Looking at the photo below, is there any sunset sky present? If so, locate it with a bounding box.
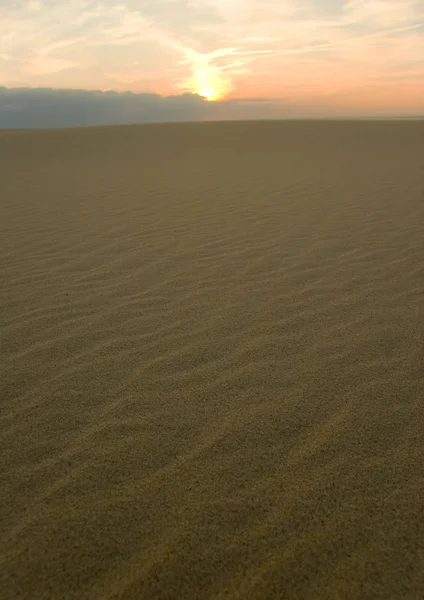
[1,0,423,125]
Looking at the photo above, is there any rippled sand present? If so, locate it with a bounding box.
[1,121,423,599]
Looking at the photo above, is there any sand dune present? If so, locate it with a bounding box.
[0,120,423,599]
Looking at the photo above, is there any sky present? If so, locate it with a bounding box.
[1,0,423,126]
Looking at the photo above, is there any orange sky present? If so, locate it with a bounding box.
[1,0,423,116]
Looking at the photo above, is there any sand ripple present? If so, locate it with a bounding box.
[1,121,423,599]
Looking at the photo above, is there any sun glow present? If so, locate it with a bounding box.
[195,67,226,101]
[197,84,220,101]
[180,53,233,101]
[195,67,221,101]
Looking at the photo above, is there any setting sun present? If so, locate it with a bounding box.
[180,52,233,101]
[197,85,219,101]
[195,67,225,101]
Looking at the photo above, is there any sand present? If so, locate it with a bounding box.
[0,120,423,599]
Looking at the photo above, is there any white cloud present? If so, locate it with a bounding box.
[23,56,80,76]
[344,0,422,27]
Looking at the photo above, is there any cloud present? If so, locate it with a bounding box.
[343,0,421,28]
[0,87,199,128]
[1,85,423,131]
[0,86,349,130]
[23,57,81,76]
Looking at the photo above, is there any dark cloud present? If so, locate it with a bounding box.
[0,86,337,129]
[0,87,209,128]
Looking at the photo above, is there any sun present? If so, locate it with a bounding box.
[180,52,233,101]
[194,66,228,101]
[197,85,220,102]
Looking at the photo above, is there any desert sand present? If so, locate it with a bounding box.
[0,120,423,599]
